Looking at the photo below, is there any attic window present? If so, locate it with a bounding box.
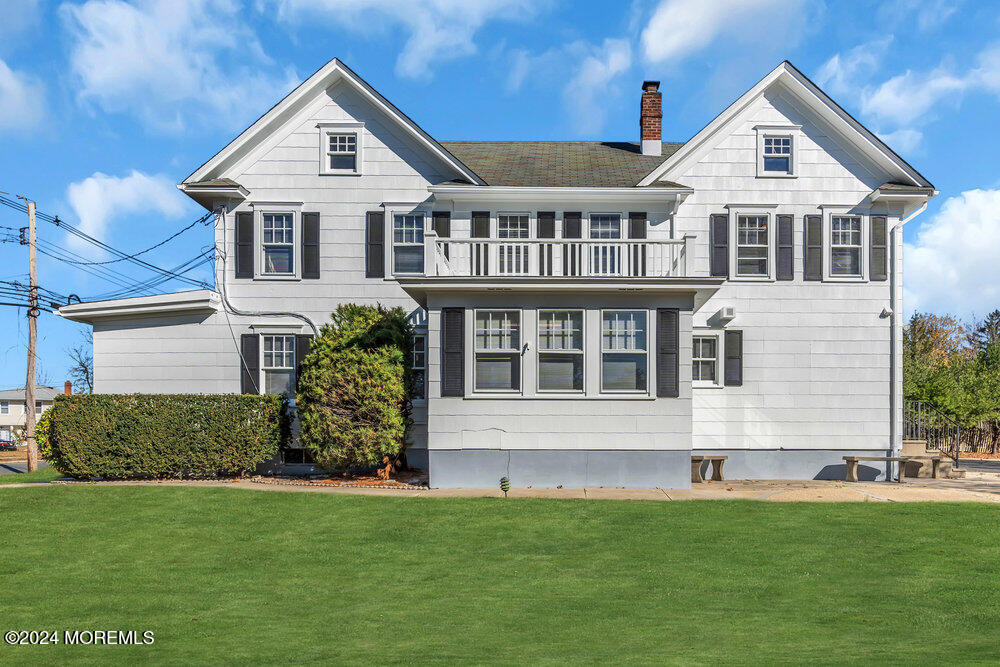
[755,125,799,178]
[763,136,791,172]
[318,122,363,175]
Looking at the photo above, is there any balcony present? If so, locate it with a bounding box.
[422,231,695,279]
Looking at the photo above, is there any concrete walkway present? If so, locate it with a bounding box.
[5,477,1000,502]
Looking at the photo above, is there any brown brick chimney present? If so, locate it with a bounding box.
[64,381,72,395]
[640,80,662,156]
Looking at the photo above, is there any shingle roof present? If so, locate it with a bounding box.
[0,386,63,401]
[439,141,686,188]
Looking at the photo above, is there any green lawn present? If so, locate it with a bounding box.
[2,487,1000,664]
[0,466,63,485]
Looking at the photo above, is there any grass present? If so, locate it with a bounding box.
[0,466,62,485]
[2,487,1000,664]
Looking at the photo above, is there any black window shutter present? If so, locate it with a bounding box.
[562,212,582,238]
[724,330,743,387]
[804,215,823,281]
[441,308,465,397]
[295,334,313,389]
[628,212,647,239]
[537,212,556,239]
[365,211,384,278]
[870,215,888,281]
[235,212,254,279]
[776,214,793,280]
[240,334,260,395]
[432,211,451,238]
[302,212,320,279]
[471,211,490,238]
[656,308,679,398]
[710,214,728,277]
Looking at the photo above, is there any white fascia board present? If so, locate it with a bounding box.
[429,185,692,205]
[57,290,219,323]
[639,61,933,189]
[184,59,483,186]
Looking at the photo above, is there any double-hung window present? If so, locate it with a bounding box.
[601,310,647,392]
[831,216,862,276]
[262,335,296,397]
[590,214,622,239]
[537,310,584,392]
[327,133,357,171]
[262,213,294,276]
[693,335,719,385]
[35,401,42,415]
[411,335,426,400]
[474,310,520,391]
[762,136,792,173]
[393,214,425,274]
[498,214,529,239]
[0,400,7,415]
[736,215,769,276]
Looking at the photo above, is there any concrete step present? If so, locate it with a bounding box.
[903,456,965,479]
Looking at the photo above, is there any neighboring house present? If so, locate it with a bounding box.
[0,382,72,444]
[58,59,936,488]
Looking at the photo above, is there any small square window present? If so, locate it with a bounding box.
[498,214,529,239]
[590,214,622,239]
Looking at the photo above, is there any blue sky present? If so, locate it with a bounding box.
[1,0,999,389]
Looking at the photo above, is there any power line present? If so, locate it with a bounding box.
[50,210,214,266]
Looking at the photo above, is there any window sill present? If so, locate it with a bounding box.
[253,275,302,281]
[730,275,774,282]
[462,394,655,401]
[756,173,797,179]
[693,382,723,389]
[318,171,362,177]
[824,276,867,283]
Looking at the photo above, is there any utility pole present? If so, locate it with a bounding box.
[17,195,38,472]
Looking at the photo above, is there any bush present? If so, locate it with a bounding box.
[34,409,52,460]
[48,394,287,479]
[297,304,413,471]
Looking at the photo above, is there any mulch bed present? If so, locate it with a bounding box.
[249,471,429,490]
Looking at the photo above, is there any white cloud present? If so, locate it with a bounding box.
[65,171,187,249]
[60,0,298,133]
[878,0,961,32]
[876,128,923,154]
[640,0,804,65]
[0,59,44,132]
[269,0,543,80]
[815,38,892,99]
[860,66,968,127]
[905,189,1000,317]
[506,38,633,135]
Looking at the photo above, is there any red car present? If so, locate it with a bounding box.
[0,441,17,452]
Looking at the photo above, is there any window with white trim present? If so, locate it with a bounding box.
[831,216,863,276]
[262,213,295,276]
[498,214,529,239]
[393,214,425,274]
[762,136,792,174]
[35,401,42,415]
[601,310,647,392]
[693,335,719,385]
[411,334,426,400]
[262,335,296,397]
[0,400,7,415]
[326,133,357,172]
[537,310,583,392]
[590,214,622,239]
[474,310,520,391]
[736,215,769,276]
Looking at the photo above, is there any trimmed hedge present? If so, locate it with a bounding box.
[48,394,287,479]
[297,304,413,470]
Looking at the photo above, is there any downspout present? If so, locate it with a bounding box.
[888,200,928,475]
[214,206,318,336]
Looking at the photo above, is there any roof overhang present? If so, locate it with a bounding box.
[183,58,484,188]
[178,181,249,210]
[57,289,219,324]
[396,277,723,308]
[429,185,694,206]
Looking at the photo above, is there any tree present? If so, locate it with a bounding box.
[66,330,94,394]
[296,304,414,476]
[904,312,967,365]
[967,310,1000,353]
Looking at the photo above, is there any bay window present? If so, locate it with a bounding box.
[474,310,521,391]
[537,310,583,392]
[601,310,647,392]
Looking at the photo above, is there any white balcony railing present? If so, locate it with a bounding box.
[422,231,694,278]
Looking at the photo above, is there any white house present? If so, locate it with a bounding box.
[0,382,71,444]
[58,59,935,488]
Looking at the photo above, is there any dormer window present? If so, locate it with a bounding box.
[755,125,799,177]
[318,122,363,175]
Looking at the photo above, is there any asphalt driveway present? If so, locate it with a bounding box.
[0,461,49,475]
